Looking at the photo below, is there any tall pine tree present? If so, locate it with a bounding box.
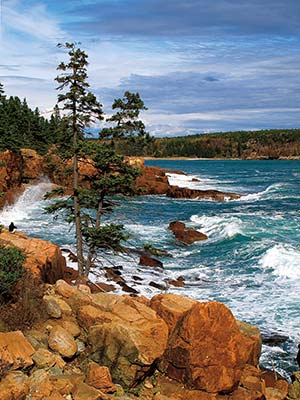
[46,43,138,278]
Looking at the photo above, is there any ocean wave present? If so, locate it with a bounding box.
[259,244,300,278]
[239,183,288,202]
[190,214,243,240]
[166,172,219,190]
[0,176,53,226]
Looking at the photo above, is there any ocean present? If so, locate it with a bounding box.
[1,159,300,378]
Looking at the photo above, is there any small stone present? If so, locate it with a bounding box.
[0,371,29,400]
[43,295,62,318]
[29,369,53,400]
[55,280,77,298]
[48,326,78,358]
[86,362,117,393]
[72,382,104,400]
[77,284,91,295]
[32,348,57,368]
[75,339,86,354]
[61,319,81,338]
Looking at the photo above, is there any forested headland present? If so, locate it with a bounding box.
[113,129,300,159]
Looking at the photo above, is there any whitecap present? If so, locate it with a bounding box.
[239,183,288,202]
[190,214,243,240]
[0,176,53,226]
[259,244,300,278]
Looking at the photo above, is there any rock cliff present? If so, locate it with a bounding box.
[0,228,65,283]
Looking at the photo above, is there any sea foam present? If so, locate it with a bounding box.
[259,244,300,278]
[190,214,243,240]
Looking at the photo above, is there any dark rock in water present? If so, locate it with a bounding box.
[149,281,167,290]
[262,333,289,346]
[118,281,139,294]
[132,275,143,282]
[168,279,185,287]
[143,245,172,257]
[89,281,116,293]
[192,178,200,182]
[104,267,125,283]
[169,221,208,245]
[139,253,164,268]
[166,185,240,201]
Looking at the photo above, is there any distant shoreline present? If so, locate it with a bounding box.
[143,156,300,161]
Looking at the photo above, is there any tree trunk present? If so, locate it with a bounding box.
[72,105,84,277]
[85,194,104,276]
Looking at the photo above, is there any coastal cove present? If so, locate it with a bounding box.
[1,158,300,379]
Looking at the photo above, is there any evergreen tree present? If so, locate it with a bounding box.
[101,91,153,155]
[52,42,104,276]
[46,43,138,278]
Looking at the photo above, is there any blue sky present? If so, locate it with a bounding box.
[0,0,300,136]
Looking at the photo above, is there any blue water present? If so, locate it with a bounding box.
[1,160,300,378]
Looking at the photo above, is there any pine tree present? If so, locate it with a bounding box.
[100,91,153,155]
[51,42,104,276]
[46,43,139,278]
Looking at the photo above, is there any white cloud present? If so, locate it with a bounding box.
[1,0,65,42]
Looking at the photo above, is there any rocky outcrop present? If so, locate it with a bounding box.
[167,185,241,201]
[0,151,23,207]
[20,148,44,182]
[134,165,170,195]
[0,280,288,399]
[161,301,260,393]
[0,228,65,283]
[169,221,208,244]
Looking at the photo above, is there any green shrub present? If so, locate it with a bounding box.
[0,245,26,298]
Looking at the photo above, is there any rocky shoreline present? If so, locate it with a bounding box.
[0,226,299,399]
[1,150,299,398]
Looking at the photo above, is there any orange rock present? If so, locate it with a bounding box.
[134,165,170,195]
[169,221,208,244]
[229,386,265,399]
[48,325,78,358]
[162,301,259,393]
[28,369,53,400]
[0,371,29,400]
[150,293,197,334]
[86,361,117,393]
[20,148,44,181]
[88,296,169,387]
[77,305,116,328]
[0,150,23,208]
[0,331,35,369]
[237,321,262,366]
[0,229,65,283]
[72,382,105,400]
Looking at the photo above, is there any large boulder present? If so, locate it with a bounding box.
[167,185,240,201]
[0,331,35,369]
[162,301,259,393]
[0,229,65,283]
[87,296,169,387]
[169,221,208,244]
[150,293,197,334]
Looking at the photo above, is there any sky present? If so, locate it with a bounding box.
[0,0,300,136]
